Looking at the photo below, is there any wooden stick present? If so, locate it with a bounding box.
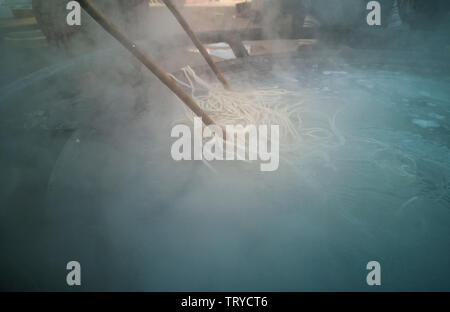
[162,0,231,90]
[78,0,216,126]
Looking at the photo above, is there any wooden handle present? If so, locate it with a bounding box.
[162,0,231,90]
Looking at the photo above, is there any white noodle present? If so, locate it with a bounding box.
[169,66,302,145]
[169,66,345,168]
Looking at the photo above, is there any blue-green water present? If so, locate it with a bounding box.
[1,44,449,291]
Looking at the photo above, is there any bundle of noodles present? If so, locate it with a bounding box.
[170,66,303,148]
[168,66,347,171]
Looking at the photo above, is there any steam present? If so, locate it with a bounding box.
[1,0,450,291]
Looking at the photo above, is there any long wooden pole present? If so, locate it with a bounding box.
[78,0,216,126]
[162,0,231,90]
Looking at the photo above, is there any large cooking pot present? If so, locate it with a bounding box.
[2,40,449,290]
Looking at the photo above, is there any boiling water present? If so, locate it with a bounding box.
[1,49,449,291]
